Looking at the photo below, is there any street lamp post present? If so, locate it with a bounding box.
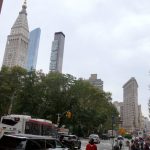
[57,113,61,125]
[112,115,115,150]
[112,115,114,137]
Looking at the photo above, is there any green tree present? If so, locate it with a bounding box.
[0,66,27,116]
[14,69,45,116]
[0,67,118,136]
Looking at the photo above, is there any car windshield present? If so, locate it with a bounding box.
[90,134,99,138]
[0,136,26,149]
[63,135,76,140]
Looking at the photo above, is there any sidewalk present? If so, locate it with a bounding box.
[122,144,129,150]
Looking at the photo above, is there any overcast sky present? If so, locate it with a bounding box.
[1,0,150,117]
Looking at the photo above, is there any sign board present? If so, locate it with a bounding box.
[138,131,143,137]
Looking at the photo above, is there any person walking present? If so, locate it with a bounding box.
[86,138,97,150]
[119,139,123,150]
[130,140,136,150]
[113,139,119,150]
[126,140,131,150]
[144,142,150,150]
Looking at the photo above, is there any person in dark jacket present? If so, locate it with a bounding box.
[119,139,123,150]
[144,143,150,150]
[113,140,119,150]
[131,140,136,150]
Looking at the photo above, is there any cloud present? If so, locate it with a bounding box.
[1,0,150,117]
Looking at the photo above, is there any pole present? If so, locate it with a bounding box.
[57,113,61,125]
[112,115,114,150]
[112,115,114,137]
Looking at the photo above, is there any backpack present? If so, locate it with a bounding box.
[119,140,123,146]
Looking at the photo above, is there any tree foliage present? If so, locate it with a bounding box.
[0,66,118,136]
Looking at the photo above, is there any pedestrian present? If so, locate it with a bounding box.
[119,139,123,150]
[113,139,119,150]
[86,138,97,150]
[59,135,64,143]
[141,142,144,150]
[126,140,131,150]
[135,141,140,150]
[144,142,150,150]
[130,140,136,150]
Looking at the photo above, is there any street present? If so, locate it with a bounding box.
[80,139,128,150]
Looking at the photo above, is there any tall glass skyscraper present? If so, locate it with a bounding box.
[50,32,65,73]
[27,28,41,71]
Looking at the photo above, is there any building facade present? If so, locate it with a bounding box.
[49,32,65,73]
[27,28,41,71]
[123,77,139,132]
[143,117,150,134]
[0,0,3,14]
[89,74,103,90]
[113,101,124,120]
[138,105,144,130]
[2,0,29,69]
[113,101,124,128]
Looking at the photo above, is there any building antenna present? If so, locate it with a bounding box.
[24,0,27,6]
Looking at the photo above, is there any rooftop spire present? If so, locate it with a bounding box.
[20,0,27,15]
[24,0,27,7]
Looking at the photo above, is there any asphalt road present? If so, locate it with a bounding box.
[81,139,128,150]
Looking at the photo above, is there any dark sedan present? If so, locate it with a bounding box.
[60,135,81,149]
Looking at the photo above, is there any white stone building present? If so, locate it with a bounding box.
[2,0,29,69]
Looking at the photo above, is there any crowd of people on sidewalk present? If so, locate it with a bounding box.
[128,138,149,150]
[113,137,150,150]
[85,135,150,150]
[113,139,123,150]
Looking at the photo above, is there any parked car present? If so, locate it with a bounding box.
[89,134,100,144]
[61,134,81,149]
[0,134,68,150]
[101,134,110,140]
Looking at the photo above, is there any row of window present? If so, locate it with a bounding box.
[25,122,56,136]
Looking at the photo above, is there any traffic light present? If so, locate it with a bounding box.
[66,111,72,119]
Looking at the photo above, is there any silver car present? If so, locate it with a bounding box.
[89,134,100,144]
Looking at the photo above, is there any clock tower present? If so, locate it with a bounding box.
[2,0,29,69]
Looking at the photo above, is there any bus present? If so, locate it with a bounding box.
[0,114,57,137]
